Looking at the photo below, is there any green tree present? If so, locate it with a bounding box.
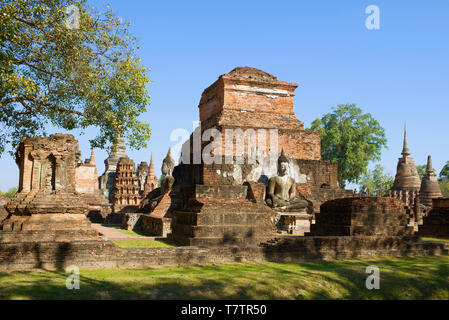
[158,174,166,187]
[417,164,437,179]
[310,104,387,188]
[358,164,394,196]
[416,165,426,179]
[0,187,18,198]
[439,181,449,198]
[440,161,449,181]
[0,0,151,156]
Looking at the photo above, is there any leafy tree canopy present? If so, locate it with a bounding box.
[440,161,449,181]
[439,180,449,198]
[417,164,437,179]
[416,165,426,179]
[0,186,18,198]
[358,164,394,196]
[310,104,387,188]
[0,0,151,156]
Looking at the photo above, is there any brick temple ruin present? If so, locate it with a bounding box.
[1,67,448,272]
[160,67,354,245]
[1,134,100,242]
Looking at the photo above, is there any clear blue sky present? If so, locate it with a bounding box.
[1,0,448,191]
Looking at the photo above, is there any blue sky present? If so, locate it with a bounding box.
[1,0,448,191]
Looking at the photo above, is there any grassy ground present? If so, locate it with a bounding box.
[113,240,174,248]
[421,237,449,243]
[1,255,448,300]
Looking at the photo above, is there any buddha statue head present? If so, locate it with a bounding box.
[277,149,289,177]
[162,148,175,176]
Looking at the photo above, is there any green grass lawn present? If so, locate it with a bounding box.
[421,237,449,243]
[113,240,174,248]
[1,255,449,300]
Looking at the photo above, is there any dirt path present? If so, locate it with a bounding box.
[91,224,157,241]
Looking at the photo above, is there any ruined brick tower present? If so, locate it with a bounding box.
[1,134,99,241]
[112,157,140,213]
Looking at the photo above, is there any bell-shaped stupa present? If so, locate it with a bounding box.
[419,155,443,207]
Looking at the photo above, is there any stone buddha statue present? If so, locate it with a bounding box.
[265,150,309,212]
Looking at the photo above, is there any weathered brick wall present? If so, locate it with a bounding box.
[244,182,266,204]
[309,197,412,236]
[418,198,449,238]
[295,160,338,188]
[75,164,98,194]
[141,215,171,237]
[1,236,448,272]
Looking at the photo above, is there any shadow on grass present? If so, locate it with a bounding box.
[0,256,448,300]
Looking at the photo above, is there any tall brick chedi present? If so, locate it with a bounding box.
[385,127,421,208]
[1,134,98,241]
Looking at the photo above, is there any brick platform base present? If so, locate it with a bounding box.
[418,198,449,239]
[309,197,413,236]
[1,236,448,272]
[169,185,276,246]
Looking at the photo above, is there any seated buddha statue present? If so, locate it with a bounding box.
[265,150,310,212]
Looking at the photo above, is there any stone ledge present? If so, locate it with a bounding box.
[2,236,448,272]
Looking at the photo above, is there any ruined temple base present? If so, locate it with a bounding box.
[308,197,413,237]
[1,236,448,272]
[418,199,449,239]
[142,215,172,237]
[83,193,112,224]
[0,214,100,242]
[168,185,276,246]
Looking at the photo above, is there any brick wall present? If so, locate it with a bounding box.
[75,164,98,194]
[1,236,448,271]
